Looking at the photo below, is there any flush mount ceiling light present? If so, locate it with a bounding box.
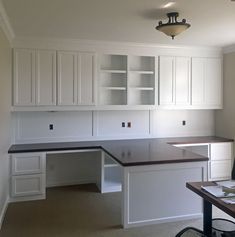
[156,12,190,39]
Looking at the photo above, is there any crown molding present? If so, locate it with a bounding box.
[0,0,14,44]
[223,44,235,54]
[12,37,223,57]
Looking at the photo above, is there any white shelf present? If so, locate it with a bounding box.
[129,70,154,75]
[130,87,154,91]
[102,87,126,91]
[100,69,127,74]
[104,164,119,168]
[102,180,122,193]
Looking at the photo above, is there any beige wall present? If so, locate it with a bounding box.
[216,52,235,141]
[0,27,11,226]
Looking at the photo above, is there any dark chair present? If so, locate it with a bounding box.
[175,227,207,237]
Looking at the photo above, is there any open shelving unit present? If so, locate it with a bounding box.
[99,54,156,106]
[99,54,127,105]
[128,56,155,105]
[101,152,122,193]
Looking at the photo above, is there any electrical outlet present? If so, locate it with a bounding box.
[127,122,131,128]
[182,120,186,126]
[122,122,125,127]
[49,124,54,130]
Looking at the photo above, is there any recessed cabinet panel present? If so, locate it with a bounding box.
[79,53,95,105]
[11,153,45,175]
[210,143,232,161]
[13,49,36,106]
[205,58,222,106]
[159,56,174,105]
[11,174,45,197]
[36,50,56,105]
[209,160,231,180]
[192,58,205,105]
[57,51,77,105]
[175,57,191,105]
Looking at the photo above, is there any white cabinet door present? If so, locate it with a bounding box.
[58,51,95,106]
[57,51,78,105]
[11,174,45,197]
[79,52,95,105]
[11,153,46,175]
[13,49,36,106]
[159,56,191,106]
[192,58,205,105]
[209,160,232,181]
[36,50,56,105]
[14,49,57,106]
[175,57,191,105]
[192,57,222,108]
[210,143,232,161]
[204,58,222,106]
[159,56,174,105]
[209,143,233,181]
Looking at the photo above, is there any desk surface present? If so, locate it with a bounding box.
[187,181,235,218]
[8,136,233,167]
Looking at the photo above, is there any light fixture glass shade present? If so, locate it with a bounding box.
[157,23,190,38]
[156,12,191,39]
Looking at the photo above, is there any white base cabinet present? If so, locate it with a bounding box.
[10,152,46,201]
[174,142,233,181]
[209,143,233,181]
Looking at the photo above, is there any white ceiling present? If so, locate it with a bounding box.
[2,0,235,47]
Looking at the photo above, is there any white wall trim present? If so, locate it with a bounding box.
[0,196,9,230]
[223,44,235,54]
[0,0,14,44]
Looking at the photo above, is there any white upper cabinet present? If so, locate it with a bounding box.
[79,52,95,105]
[13,49,56,106]
[57,51,95,106]
[159,56,191,106]
[36,50,56,106]
[13,46,222,110]
[192,57,222,108]
[57,51,78,105]
[159,56,174,105]
[13,49,36,106]
[175,57,191,105]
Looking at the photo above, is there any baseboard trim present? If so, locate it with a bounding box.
[125,213,203,228]
[0,196,9,230]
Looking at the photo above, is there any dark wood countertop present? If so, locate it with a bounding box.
[8,136,233,167]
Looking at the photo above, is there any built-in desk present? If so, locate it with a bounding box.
[8,136,234,228]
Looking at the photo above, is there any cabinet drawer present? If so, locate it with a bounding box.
[209,160,232,181]
[210,143,232,161]
[11,153,45,175]
[11,174,46,197]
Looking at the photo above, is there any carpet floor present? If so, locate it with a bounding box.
[0,184,232,237]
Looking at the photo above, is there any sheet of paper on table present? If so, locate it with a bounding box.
[221,197,235,204]
[216,180,235,189]
[201,185,235,198]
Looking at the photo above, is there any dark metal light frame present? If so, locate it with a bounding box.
[156,12,191,39]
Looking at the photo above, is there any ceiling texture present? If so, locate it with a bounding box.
[2,0,235,47]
